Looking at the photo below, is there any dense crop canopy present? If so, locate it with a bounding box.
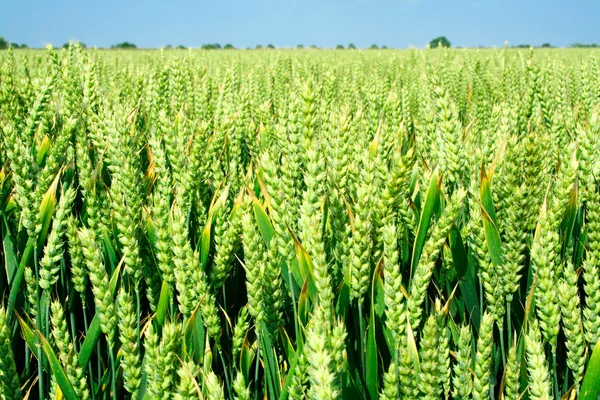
[1,44,600,399]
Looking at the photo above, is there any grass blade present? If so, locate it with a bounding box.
[580,339,600,400]
[410,169,441,277]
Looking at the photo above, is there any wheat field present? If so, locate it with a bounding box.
[1,44,600,399]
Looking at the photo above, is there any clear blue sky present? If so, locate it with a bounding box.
[2,0,598,49]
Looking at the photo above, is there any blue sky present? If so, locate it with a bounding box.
[2,0,598,49]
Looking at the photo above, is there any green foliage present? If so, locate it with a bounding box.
[429,36,451,48]
[111,41,137,49]
[202,43,222,49]
[0,46,599,400]
[570,43,599,48]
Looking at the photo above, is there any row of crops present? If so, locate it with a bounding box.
[1,45,600,399]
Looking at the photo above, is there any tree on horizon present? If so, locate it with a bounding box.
[429,36,451,48]
[112,41,137,49]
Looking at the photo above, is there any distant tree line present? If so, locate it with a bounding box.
[369,44,388,49]
[335,43,357,50]
[201,43,234,49]
[111,42,137,49]
[570,43,599,48]
[0,38,396,51]
[5,35,598,51]
[254,44,275,49]
[509,43,554,48]
[511,43,600,49]
[102,41,600,50]
[0,36,29,49]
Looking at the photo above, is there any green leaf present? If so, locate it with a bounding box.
[145,211,157,249]
[335,282,351,320]
[39,330,80,400]
[298,278,310,329]
[16,312,36,352]
[479,164,498,222]
[279,325,296,361]
[155,280,170,328]
[37,135,52,166]
[381,324,395,359]
[184,304,207,365]
[373,260,386,319]
[280,258,299,303]
[240,337,256,384]
[17,314,79,400]
[559,181,578,252]
[411,169,440,277]
[253,198,274,247]
[449,225,468,278]
[37,171,60,248]
[199,218,212,270]
[480,211,502,263]
[291,232,317,303]
[136,366,148,400]
[574,227,587,269]
[3,218,17,283]
[78,316,101,369]
[102,230,118,274]
[200,186,229,270]
[7,237,35,322]
[279,334,304,400]
[480,168,503,269]
[287,257,305,295]
[78,258,122,368]
[581,339,600,400]
[450,226,481,332]
[259,324,281,399]
[406,315,421,373]
[366,265,380,400]
[517,330,528,397]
